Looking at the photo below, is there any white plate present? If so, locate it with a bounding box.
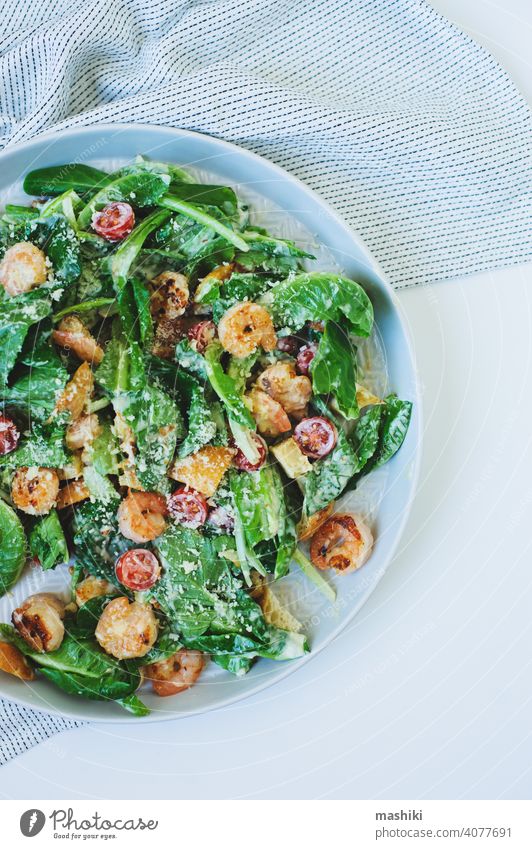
[0,124,421,722]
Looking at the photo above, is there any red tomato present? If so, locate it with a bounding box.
[296,342,318,376]
[92,202,135,241]
[232,433,267,471]
[0,414,20,455]
[276,335,300,356]
[115,549,161,591]
[293,416,337,459]
[187,320,216,354]
[207,504,235,533]
[167,487,208,529]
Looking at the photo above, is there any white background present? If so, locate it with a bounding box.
[2,0,532,800]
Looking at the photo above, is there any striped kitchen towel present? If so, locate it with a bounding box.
[0,0,531,289]
[0,699,80,767]
[1,0,532,765]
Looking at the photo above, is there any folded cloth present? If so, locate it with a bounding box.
[1,0,531,288]
[0,699,81,767]
[1,0,532,764]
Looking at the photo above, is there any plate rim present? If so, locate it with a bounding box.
[0,123,423,723]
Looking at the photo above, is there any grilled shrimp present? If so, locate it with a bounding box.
[52,316,104,365]
[95,596,158,660]
[218,302,277,358]
[310,514,373,574]
[255,361,311,419]
[0,242,47,296]
[56,479,90,509]
[246,388,291,438]
[12,593,65,653]
[144,649,204,696]
[11,467,59,516]
[54,362,94,420]
[65,413,102,450]
[117,491,167,543]
[150,271,190,359]
[75,576,116,608]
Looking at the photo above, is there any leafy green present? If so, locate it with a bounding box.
[83,465,119,504]
[30,215,81,284]
[236,231,314,273]
[137,626,182,666]
[2,204,39,225]
[158,193,249,252]
[345,395,413,490]
[71,498,130,591]
[310,321,359,419]
[110,209,171,290]
[53,297,115,322]
[77,172,171,230]
[28,510,68,571]
[151,524,307,663]
[303,426,359,516]
[177,381,217,458]
[161,183,238,217]
[125,385,183,490]
[373,395,413,468]
[39,189,81,226]
[117,277,152,345]
[0,625,144,710]
[0,292,52,384]
[95,321,144,395]
[204,342,255,429]
[115,693,150,716]
[71,595,116,638]
[292,549,336,603]
[196,272,269,307]
[0,499,26,596]
[267,272,374,337]
[349,404,383,472]
[23,163,113,197]
[229,467,280,548]
[119,155,193,186]
[145,356,217,459]
[87,421,120,476]
[0,416,69,469]
[2,341,68,421]
[211,653,254,676]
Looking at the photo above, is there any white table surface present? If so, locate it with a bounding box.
[2,0,532,801]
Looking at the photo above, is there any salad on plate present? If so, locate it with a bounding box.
[0,156,412,715]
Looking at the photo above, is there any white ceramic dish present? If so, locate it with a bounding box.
[0,124,421,722]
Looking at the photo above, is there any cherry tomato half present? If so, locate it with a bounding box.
[187,320,216,354]
[92,202,135,242]
[0,414,20,456]
[232,433,267,471]
[115,548,161,591]
[207,504,235,533]
[293,416,337,459]
[276,335,300,356]
[167,486,208,529]
[296,342,318,376]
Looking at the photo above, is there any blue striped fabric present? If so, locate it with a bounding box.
[0,0,531,288]
[0,0,531,766]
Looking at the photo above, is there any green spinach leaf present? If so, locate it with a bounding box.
[310,321,359,419]
[0,499,26,596]
[267,272,373,337]
[28,510,68,571]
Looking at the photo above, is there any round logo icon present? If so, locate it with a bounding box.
[20,809,46,837]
